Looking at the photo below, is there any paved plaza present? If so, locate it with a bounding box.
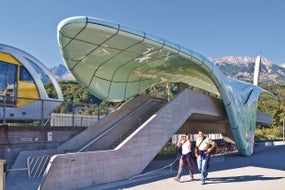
[89,142,285,190]
[6,142,285,190]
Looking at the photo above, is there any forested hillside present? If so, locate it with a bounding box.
[46,80,284,139]
[49,81,283,122]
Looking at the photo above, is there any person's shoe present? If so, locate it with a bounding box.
[174,178,180,183]
[201,180,206,185]
[189,174,194,181]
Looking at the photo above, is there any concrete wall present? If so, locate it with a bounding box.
[39,89,227,190]
[0,126,84,169]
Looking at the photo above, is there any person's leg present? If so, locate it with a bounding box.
[175,156,183,181]
[197,155,202,172]
[188,169,194,180]
[188,153,198,174]
[196,155,203,181]
[200,154,210,184]
[184,155,194,180]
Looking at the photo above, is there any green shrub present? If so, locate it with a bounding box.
[255,127,283,140]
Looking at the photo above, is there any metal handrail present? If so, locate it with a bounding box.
[78,99,154,152]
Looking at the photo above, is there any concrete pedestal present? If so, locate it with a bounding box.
[0,160,6,190]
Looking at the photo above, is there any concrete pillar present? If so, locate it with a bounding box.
[0,160,6,190]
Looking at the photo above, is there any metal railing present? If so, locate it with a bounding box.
[6,155,51,179]
[78,99,154,152]
[27,155,51,178]
[0,95,116,127]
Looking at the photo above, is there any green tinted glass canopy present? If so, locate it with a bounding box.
[57,16,273,156]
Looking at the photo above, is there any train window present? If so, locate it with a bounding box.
[24,58,58,99]
[0,61,17,105]
[20,66,35,82]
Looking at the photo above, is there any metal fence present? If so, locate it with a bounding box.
[0,96,116,127]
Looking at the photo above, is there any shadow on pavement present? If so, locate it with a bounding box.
[207,175,284,184]
[90,144,285,190]
[211,145,285,172]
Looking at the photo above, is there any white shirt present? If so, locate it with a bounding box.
[181,140,191,155]
[196,137,215,151]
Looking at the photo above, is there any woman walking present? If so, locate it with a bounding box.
[174,133,197,182]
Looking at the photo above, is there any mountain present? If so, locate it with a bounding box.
[209,56,285,84]
[49,64,74,81]
[49,57,285,84]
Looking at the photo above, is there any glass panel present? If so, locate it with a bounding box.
[145,33,164,45]
[25,58,58,99]
[127,66,157,82]
[71,63,96,88]
[59,23,87,43]
[95,51,140,81]
[76,23,119,45]
[120,25,145,38]
[125,81,140,98]
[112,60,142,82]
[61,40,97,62]
[88,76,111,100]
[82,46,122,68]
[20,66,34,82]
[64,44,122,71]
[126,38,163,55]
[58,34,73,49]
[104,30,144,50]
[108,82,127,101]
[63,59,77,71]
[0,61,17,105]
[88,17,119,30]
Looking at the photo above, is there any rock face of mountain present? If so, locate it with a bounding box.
[209,56,285,84]
[49,57,285,84]
[49,64,74,81]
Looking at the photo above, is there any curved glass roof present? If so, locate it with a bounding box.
[58,16,221,102]
[57,16,273,156]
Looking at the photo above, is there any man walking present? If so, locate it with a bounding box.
[195,130,217,184]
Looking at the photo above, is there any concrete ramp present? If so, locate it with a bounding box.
[39,89,226,190]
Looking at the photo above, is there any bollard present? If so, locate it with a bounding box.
[265,141,274,146]
[0,160,6,190]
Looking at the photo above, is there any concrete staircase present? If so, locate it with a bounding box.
[38,89,226,190]
[7,95,165,178]
[78,98,165,152]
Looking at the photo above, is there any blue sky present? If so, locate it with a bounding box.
[1,0,284,67]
